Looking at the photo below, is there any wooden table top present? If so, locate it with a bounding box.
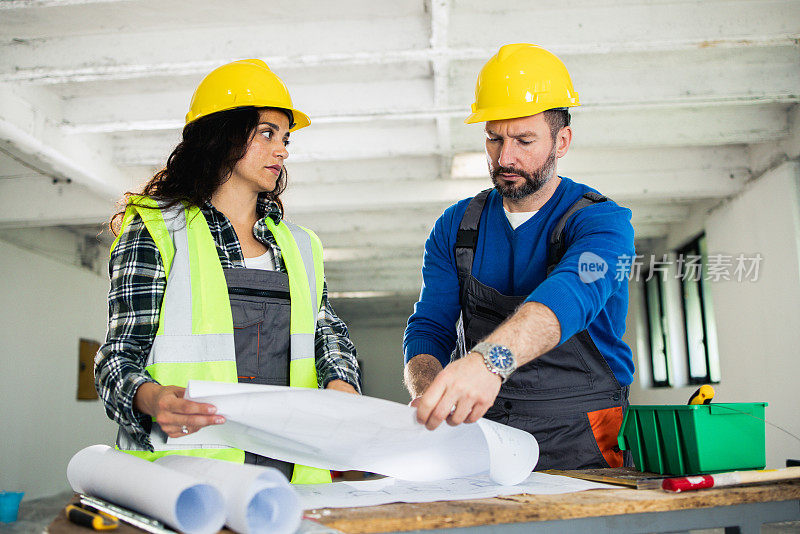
[306,479,800,534]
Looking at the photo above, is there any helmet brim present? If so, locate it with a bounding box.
[464,100,579,124]
[186,104,311,132]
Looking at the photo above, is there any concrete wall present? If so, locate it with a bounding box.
[332,295,417,404]
[0,239,117,500]
[348,321,411,404]
[628,160,800,469]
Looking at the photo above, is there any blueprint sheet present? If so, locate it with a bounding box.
[297,472,620,509]
[172,381,540,485]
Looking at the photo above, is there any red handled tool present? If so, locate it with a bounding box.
[662,466,800,492]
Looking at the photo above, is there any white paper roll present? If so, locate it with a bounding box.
[67,445,226,534]
[156,455,302,534]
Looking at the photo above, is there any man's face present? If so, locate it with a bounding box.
[485,113,563,200]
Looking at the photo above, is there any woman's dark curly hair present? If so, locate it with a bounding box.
[110,106,289,235]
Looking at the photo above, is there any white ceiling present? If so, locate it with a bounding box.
[1,0,798,296]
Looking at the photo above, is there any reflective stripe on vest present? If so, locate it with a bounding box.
[112,197,331,483]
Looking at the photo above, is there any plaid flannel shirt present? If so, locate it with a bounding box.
[95,196,361,449]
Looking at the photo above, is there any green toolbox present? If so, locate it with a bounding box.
[618,403,768,475]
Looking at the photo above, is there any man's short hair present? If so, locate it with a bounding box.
[542,108,571,140]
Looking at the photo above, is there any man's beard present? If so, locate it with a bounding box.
[490,145,557,200]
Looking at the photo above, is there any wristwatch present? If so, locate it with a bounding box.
[471,342,517,382]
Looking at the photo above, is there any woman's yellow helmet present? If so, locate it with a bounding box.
[186,59,310,131]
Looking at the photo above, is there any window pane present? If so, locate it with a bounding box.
[683,276,708,380]
[646,275,669,385]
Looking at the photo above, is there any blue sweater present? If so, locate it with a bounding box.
[403,177,636,386]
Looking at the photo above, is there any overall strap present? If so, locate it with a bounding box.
[264,218,323,387]
[454,189,493,289]
[264,218,333,485]
[547,191,608,275]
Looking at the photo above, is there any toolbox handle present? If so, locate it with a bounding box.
[709,404,753,415]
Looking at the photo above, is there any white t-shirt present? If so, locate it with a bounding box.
[504,208,539,230]
[243,249,276,270]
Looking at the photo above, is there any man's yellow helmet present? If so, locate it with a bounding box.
[186,59,310,131]
[465,44,580,124]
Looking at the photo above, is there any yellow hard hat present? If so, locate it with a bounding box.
[185,59,310,131]
[465,44,580,124]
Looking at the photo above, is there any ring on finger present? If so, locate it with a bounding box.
[181,425,189,434]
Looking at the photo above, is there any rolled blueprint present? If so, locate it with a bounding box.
[175,381,540,486]
[156,455,301,534]
[67,445,225,534]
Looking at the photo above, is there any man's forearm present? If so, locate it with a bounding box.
[481,301,561,366]
[403,354,443,398]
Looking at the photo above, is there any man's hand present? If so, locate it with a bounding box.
[411,303,560,431]
[134,383,224,438]
[325,379,359,394]
[414,352,501,430]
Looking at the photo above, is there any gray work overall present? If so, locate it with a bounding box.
[224,267,296,480]
[453,189,630,470]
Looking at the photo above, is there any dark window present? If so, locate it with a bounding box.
[677,235,720,384]
[643,268,670,387]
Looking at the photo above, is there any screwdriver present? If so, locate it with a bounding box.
[688,384,715,405]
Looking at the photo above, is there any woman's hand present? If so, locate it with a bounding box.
[325,379,359,395]
[134,383,225,437]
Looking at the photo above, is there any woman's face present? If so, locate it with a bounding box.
[229,108,291,193]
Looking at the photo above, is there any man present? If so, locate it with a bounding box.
[403,44,635,470]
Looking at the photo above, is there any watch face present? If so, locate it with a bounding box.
[488,345,515,371]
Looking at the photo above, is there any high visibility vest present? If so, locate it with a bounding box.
[111,197,331,484]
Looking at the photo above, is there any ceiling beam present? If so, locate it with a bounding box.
[0,84,132,198]
[447,0,800,51]
[0,18,431,84]
[0,0,126,8]
[0,176,113,228]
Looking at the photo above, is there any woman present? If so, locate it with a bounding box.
[95,59,361,484]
